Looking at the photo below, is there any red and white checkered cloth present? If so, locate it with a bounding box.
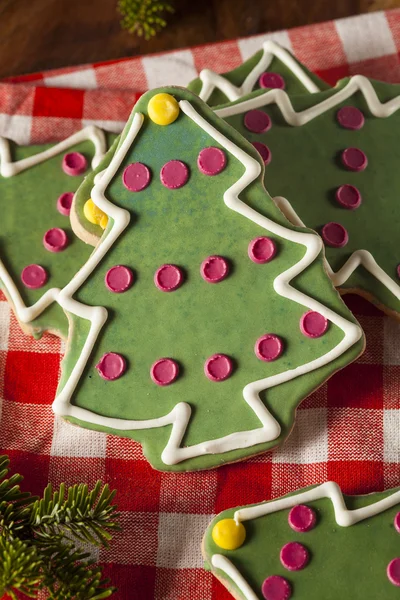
[1,9,400,600]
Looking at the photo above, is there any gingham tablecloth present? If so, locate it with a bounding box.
[1,9,400,600]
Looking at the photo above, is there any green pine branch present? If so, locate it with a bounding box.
[0,537,42,599]
[118,0,175,40]
[30,481,119,547]
[0,455,120,599]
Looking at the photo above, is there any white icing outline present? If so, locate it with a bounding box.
[0,126,107,324]
[215,75,400,303]
[197,40,321,104]
[52,99,361,466]
[210,481,400,600]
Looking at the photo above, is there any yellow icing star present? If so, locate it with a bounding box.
[84,199,108,230]
[211,518,246,550]
[147,93,179,126]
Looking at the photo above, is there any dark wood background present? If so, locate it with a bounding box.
[0,0,399,78]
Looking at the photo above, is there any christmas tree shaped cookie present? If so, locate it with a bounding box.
[57,87,363,472]
[0,127,109,338]
[204,481,400,599]
[188,41,329,108]
[216,76,400,318]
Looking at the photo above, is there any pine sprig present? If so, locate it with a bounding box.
[0,455,37,536]
[118,0,174,40]
[0,537,42,599]
[30,481,119,547]
[41,543,114,600]
[0,455,120,599]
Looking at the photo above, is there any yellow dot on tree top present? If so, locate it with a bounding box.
[83,199,109,230]
[212,518,246,550]
[147,93,180,126]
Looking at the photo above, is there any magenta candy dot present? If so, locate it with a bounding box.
[204,354,233,382]
[197,147,227,176]
[255,334,283,362]
[43,228,69,252]
[57,192,74,216]
[252,142,272,165]
[62,152,87,176]
[244,110,271,134]
[337,106,365,130]
[341,147,368,172]
[397,265,400,280]
[394,512,400,534]
[154,264,183,292]
[321,222,349,248]
[151,358,179,386]
[105,266,134,293]
[201,255,229,283]
[96,352,126,381]
[160,160,189,189]
[122,162,151,192]
[335,184,362,210]
[248,236,277,264]
[261,575,291,600]
[288,505,316,533]
[259,72,286,90]
[300,311,329,338]
[387,558,400,586]
[280,542,309,571]
[21,264,48,289]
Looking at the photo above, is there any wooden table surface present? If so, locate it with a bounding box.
[0,0,399,78]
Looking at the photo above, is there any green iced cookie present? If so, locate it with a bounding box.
[57,87,363,472]
[215,76,400,317]
[188,41,329,107]
[0,128,110,338]
[204,482,400,599]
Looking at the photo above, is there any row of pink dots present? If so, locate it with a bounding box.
[122,146,227,192]
[321,106,366,250]
[261,504,316,600]
[20,152,87,290]
[387,512,400,587]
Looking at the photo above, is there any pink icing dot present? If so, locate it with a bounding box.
[261,575,291,600]
[43,228,69,252]
[248,236,277,264]
[200,256,229,283]
[321,222,349,248]
[394,512,400,534]
[280,542,309,571]
[259,72,286,90]
[151,358,179,386]
[62,152,87,176]
[96,352,126,381]
[387,558,400,586]
[204,354,233,382]
[335,184,362,210]
[21,264,48,289]
[255,334,284,362]
[154,264,183,292]
[336,106,365,130]
[397,265,400,280]
[197,147,227,176]
[105,266,134,293]
[57,192,74,216]
[244,110,271,134]
[122,162,151,192]
[341,147,368,172]
[252,142,272,165]
[300,311,329,338]
[160,160,189,189]
[288,505,316,533]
